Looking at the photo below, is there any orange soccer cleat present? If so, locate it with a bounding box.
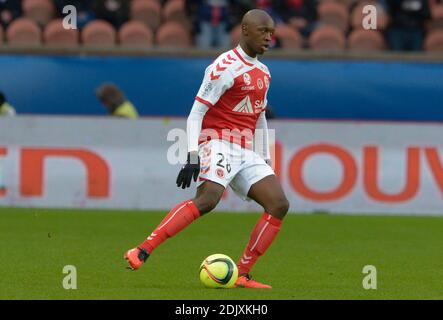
[124,247,149,270]
[234,274,272,289]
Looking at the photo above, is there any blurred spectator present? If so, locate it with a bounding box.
[0,0,22,28]
[228,0,255,24]
[186,0,232,49]
[253,0,318,27]
[96,82,139,119]
[255,0,284,24]
[0,91,16,116]
[93,0,129,29]
[281,0,318,38]
[252,0,318,45]
[54,0,96,29]
[386,0,431,51]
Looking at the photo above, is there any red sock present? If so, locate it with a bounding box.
[139,199,200,254]
[237,213,282,275]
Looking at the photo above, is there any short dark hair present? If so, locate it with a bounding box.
[95,82,126,112]
[96,83,125,102]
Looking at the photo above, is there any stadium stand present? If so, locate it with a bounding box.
[6,17,42,45]
[156,20,191,47]
[308,25,346,50]
[317,0,349,32]
[348,29,386,51]
[274,24,303,49]
[23,0,55,27]
[163,0,190,30]
[130,0,162,32]
[0,0,441,51]
[81,20,116,46]
[336,0,354,6]
[230,24,241,48]
[424,29,443,51]
[118,20,154,47]
[94,0,130,29]
[44,18,79,47]
[428,1,443,30]
[0,25,3,45]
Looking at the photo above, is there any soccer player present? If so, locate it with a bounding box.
[125,9,289,289]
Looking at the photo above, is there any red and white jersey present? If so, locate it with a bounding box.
[195,45,271,148]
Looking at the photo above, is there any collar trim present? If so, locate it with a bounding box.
[233,46,256,67]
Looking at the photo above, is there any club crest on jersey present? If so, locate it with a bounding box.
[257,78,263,89]
[216,168,225,179]
[243,73,251,85]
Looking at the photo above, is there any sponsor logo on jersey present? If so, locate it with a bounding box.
[254,99,265,113]
[257,78,264,89]
[243,73,251,85]
[232,96,254,114]
[241,85,256,91]
[264,76,269,88]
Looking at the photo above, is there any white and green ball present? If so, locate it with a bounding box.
[199,254,239,289]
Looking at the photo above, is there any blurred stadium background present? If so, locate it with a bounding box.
[1,0,443,299]
[1,0,443,51]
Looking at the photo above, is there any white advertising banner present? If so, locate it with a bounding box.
[0,116,442,215]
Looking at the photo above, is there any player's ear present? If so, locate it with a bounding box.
[241,24,248,36]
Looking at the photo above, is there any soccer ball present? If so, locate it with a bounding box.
[199,254,238,289]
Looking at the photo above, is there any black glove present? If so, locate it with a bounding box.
[176,152,200,189]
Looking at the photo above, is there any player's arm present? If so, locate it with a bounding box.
[176,101,209,189]
[176,57,234,189]
[255,110,271,165]
[187,101,209,156]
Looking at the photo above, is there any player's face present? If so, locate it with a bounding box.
[247,19,275,55]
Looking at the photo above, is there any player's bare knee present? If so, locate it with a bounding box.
[193,195,219,215]
[198,199,218,214]
[267,198,289,220]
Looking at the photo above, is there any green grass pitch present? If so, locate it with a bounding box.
[0,208,442,300]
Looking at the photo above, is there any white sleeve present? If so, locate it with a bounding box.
[255,111,270,160]
[187,100,209,153]
[195,59,234,107]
